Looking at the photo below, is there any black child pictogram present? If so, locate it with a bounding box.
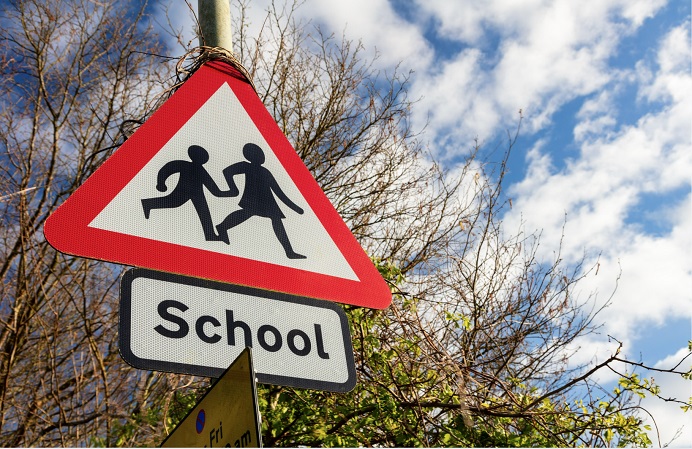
[141,145,236,241]
[216,143,306,259]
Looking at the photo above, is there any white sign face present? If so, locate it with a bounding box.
[119,269,356,392]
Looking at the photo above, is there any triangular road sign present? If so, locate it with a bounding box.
[44,61,391,309]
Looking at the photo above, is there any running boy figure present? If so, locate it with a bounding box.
[141,145,237,241]
[216,143,306,259]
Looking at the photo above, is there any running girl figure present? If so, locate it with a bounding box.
[216,143,306,259]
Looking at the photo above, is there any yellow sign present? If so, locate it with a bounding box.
[160,348,261,447]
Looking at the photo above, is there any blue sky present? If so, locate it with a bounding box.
[157,0,691,445]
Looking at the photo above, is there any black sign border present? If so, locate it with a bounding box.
[119,268,356,393]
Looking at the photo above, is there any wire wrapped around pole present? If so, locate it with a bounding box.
[174,46,257,94]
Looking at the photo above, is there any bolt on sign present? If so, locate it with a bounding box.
[160,347,261,448]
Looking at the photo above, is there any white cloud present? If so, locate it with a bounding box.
[656,24,690,73]
[574,115,618,142]
[295,0,431,71]
[408,0,665,138]
[509,21,689,217]
[577,197,691,337]
[407,50,501,154]
[621,0,668,27]
[640,24,692,104]
[574,89,620,142]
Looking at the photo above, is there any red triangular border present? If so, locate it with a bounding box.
[44,61,391,309]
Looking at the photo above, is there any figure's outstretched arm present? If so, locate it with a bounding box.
[156,161,181,192]
[270,176,303,215]
[203,170,237,197]
[220,163,245,197]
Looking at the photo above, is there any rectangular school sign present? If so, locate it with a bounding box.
[119,269,356,392]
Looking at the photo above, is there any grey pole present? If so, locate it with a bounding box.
[198,0,232,50]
